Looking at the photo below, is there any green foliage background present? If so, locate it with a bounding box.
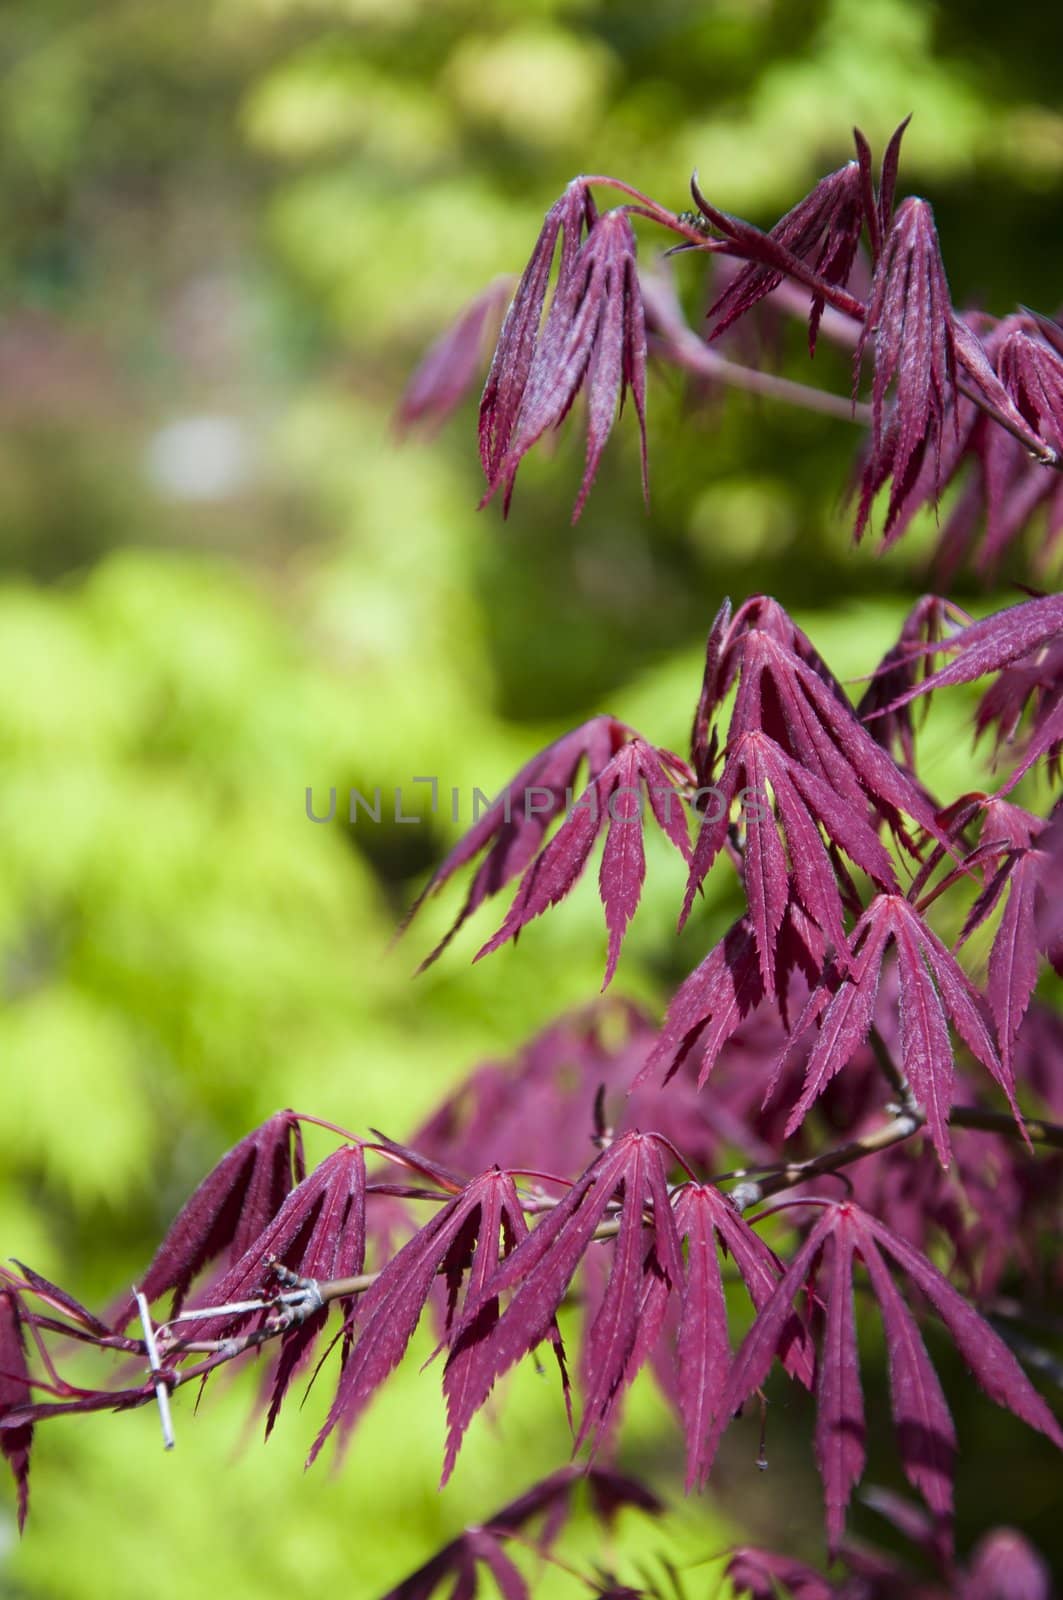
[1,0,1061,1593]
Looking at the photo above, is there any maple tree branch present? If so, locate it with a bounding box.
[20,1100,1063,1421]
[766,278,862,349]
[726,1109,924,1213]
[65,1097,1063,1370]
[581,171,1063,471]
[723,1101,1063,1215]
[867,1024,919,1117]
[651,324,872,425]
[154,1211,630,1363]
[950,1105,1063,1149]
[155,1098,1063,1358]
[865,1022,1063,1148]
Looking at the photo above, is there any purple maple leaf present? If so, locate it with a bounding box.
[682,728,897,992]
[483,206,648,520]
[404,716,692,984]
[476,735,692,986]
[883,593,1063,792]
[883,314,1063,576]
[707,1203,1062,1555]
[9,1264,114,1343]
[383,1527,527,1600]
[903,593,1063,693]
[855,197,958,539]
[857,595,968,771]
[308,1168,530,1470]
[162,1143,366,1399]
[402,716,628,969]
[260,1145,367,1434]
[707,161,864,354]
[479,180,597,486]
[446,1133,683,1463]
[116,1110,305,1325]
[669,1184,813,1489]
[852,117,910,262]
[396,276,513,437]
[998,322,1063,456]
[636,903,827,1092]
[689,599,947,862]
[956,798,1048,1067]
[379,1466,660,1600]
[726,1546,836,1600]
[0,1287,32,1532]
[779,892,1019,1166]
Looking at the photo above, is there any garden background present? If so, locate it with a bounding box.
[1,0,1061,1593]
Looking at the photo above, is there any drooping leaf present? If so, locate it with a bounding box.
[687,602,948,881]
[814,1227,865,1552]
[153,1143,369,1424]
[884,594,1063,767]
[484,207,649,520]
[943,593,1063,689]
[440,1170,532,1483]
[399,715,696,983]
[670,1184,813,1489]
[377,1466,661,1600]
[725,1545,837,1600]
[957,799,1047,1065]
[706,162,864,353]
[781,894,1017,1166]
[309,1169,528,1468]
[709,1204,1062,1552]
[704,1208,835,1490]
[397,277,514,437]
[262,1144,368,1435]
[642,890,833,1095]
[637,917,766,1092]
[862,1212,1063,1451]
[475,735,692,986]
[118,1110,305,1324]
[682,729,897,991]
[402,716,627,969]
[671,1187,731,1492]
[857,596,969,771]
[0,1288,32,1532]
[479,180,597,486]
[998,324,1063,457]
[10,1264,113,1341]
[380,1524,528,1600]
[446,1134,683,1463]
[854,198,958,538]
[860,1238,955,1539]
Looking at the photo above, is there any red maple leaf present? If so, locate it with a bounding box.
[776,892,1019,1166]
[707,1203,1062,1555]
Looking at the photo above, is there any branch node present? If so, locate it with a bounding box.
[270,1261,326,1320]
[730,1180,764,1213]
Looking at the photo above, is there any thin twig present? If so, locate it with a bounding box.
[951,1105,1063,1149]
[652,323,872,425]
[725,1110,924,1213]
[868,1024,919,1116]
[134,1288,174,1451]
